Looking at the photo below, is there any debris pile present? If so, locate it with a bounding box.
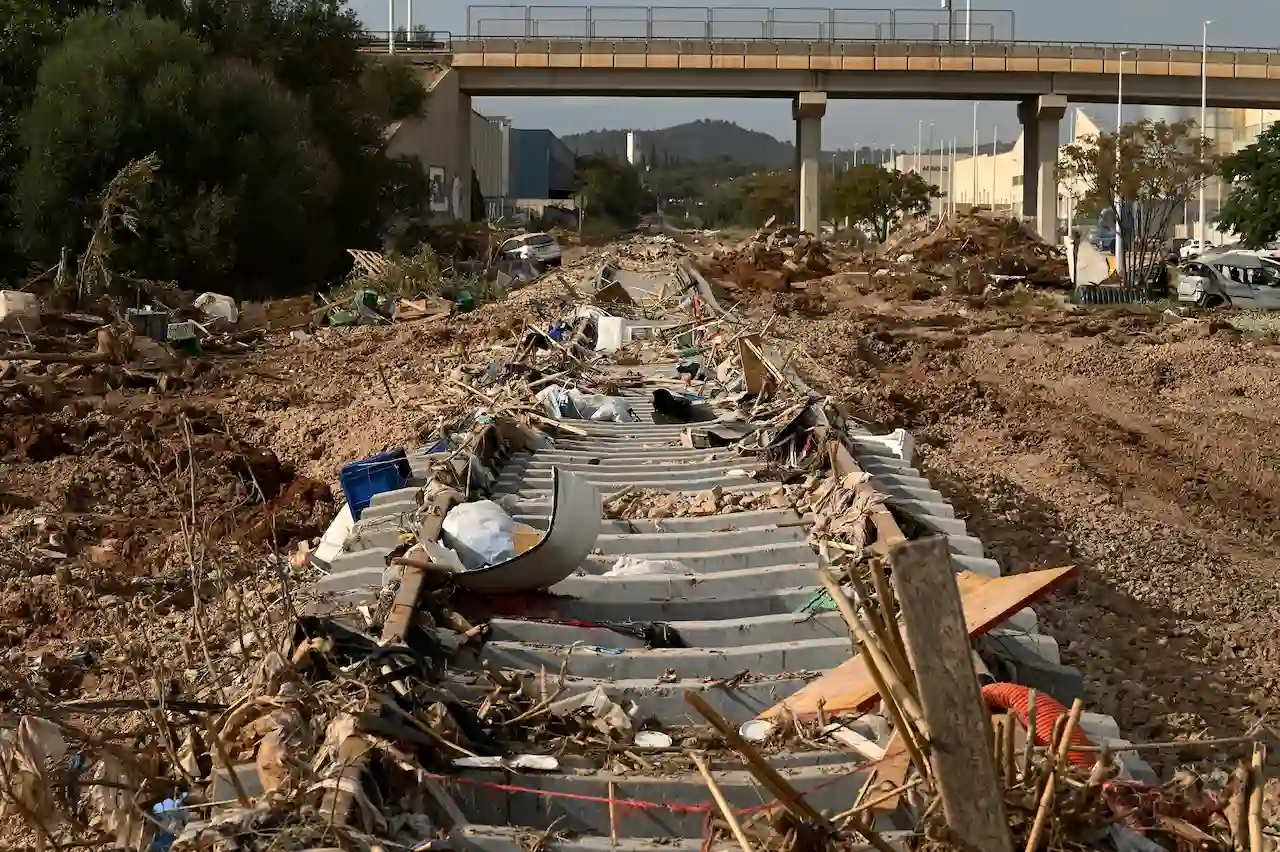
[883,214,1069,286]
[611,233,691,265]
[1,230,1277,852]
[605,483,808,519]
[703,222,847,294]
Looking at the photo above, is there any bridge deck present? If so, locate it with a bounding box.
[443,39,1279,80]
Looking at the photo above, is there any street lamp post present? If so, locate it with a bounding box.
[950,136,958,217]
[928,122,936,213]
[916,120,923,173]
[388,0,395,53]
[965,0,972,42]
[1199,20,1213,247]
[971,102,979,207]
[1116,50,1132,280]
[990,126,998,209]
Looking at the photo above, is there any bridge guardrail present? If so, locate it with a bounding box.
[359,31,453,53]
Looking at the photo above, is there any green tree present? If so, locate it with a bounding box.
[0,0,184,279]
[1216,121,1280,249]
[1059,118,1216,285]
[828,165,939,241]
[180,0,427,276]
[0,0,88,278]
[18,9,338,295]
[728,170,797,227]
[470,169,486,222]
[574,154,653,228]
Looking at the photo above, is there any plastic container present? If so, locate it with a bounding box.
[0,290,41,332]
[339,449,412,519]
[126,308,169,341]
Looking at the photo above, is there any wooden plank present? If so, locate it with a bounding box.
[860,733,912,814]
[759,564,1079,719]
[890,537,1013,852]
[381,491,458,643]
[320,489,460,829]
[737,335,777,397]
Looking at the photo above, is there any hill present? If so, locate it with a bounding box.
[563,120,796,167]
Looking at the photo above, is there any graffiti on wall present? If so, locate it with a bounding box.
[428,166,448,213]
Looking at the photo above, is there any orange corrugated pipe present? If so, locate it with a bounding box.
[981,682,1095,767]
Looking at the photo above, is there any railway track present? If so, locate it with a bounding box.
[308,265,1155,849]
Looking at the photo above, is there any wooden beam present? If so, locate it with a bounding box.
[759,564,1079,719]
[381,490,458,643]
[685,691,896,852]
[324,488,458,829]
[890,536,1013,852]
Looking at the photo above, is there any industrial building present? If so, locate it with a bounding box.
[507,129,576,201]
[383,66,579,222]
[924,106,1280,241]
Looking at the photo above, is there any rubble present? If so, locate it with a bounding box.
[881,213,1070,286]
[0,220,1277,852]
[702,221,850,295]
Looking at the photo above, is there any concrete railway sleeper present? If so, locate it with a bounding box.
[301,310,1157,850]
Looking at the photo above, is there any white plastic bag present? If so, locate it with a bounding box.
[536,384,638,423]
[441,500,516,570]
[569,391,638,423]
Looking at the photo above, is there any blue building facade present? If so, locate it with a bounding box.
[509,129,576,199]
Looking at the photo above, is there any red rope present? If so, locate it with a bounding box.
[425,754,875,818]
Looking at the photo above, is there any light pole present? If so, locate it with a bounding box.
[965,0,972,42]
[928,122,937,213]
[950,136,958,217]
[916,120,923,173]
[406,0,412,43]
[990,126,998,209]
[1198,20,1213,247]
[1116,50,1132,280]
[971,101,980,206]
[387,0,395,53]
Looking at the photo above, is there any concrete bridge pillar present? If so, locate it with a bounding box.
[455,91,473,219]
[793,92,827,235]
[1018,95,1068,240]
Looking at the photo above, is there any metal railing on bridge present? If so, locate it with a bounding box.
[358,30,452,54]
[464,5,1015,42]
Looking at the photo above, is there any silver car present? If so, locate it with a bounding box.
[498,232,563,267]
[1176,251,1280,310]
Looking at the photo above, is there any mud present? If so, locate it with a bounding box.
[779,287,1280,773]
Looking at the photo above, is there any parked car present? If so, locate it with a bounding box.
[1178,239,1216,260]
[497,232,563,267]
[1177,251,1280,310]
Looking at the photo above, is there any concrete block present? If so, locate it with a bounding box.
[370,486,422,508]
[344,514,414,552]
[326,547,393,575]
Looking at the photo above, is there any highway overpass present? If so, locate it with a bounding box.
[367,6,1280,238]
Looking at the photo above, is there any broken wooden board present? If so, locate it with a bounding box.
[737,334,776,397]
[347,248,393,278]
[592,278,636,307]
[859,733,911,814]
[758,564,1079,719]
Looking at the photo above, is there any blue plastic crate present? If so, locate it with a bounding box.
[339,449,412,519]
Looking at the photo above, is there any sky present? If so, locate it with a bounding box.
[349,0,1273,149]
